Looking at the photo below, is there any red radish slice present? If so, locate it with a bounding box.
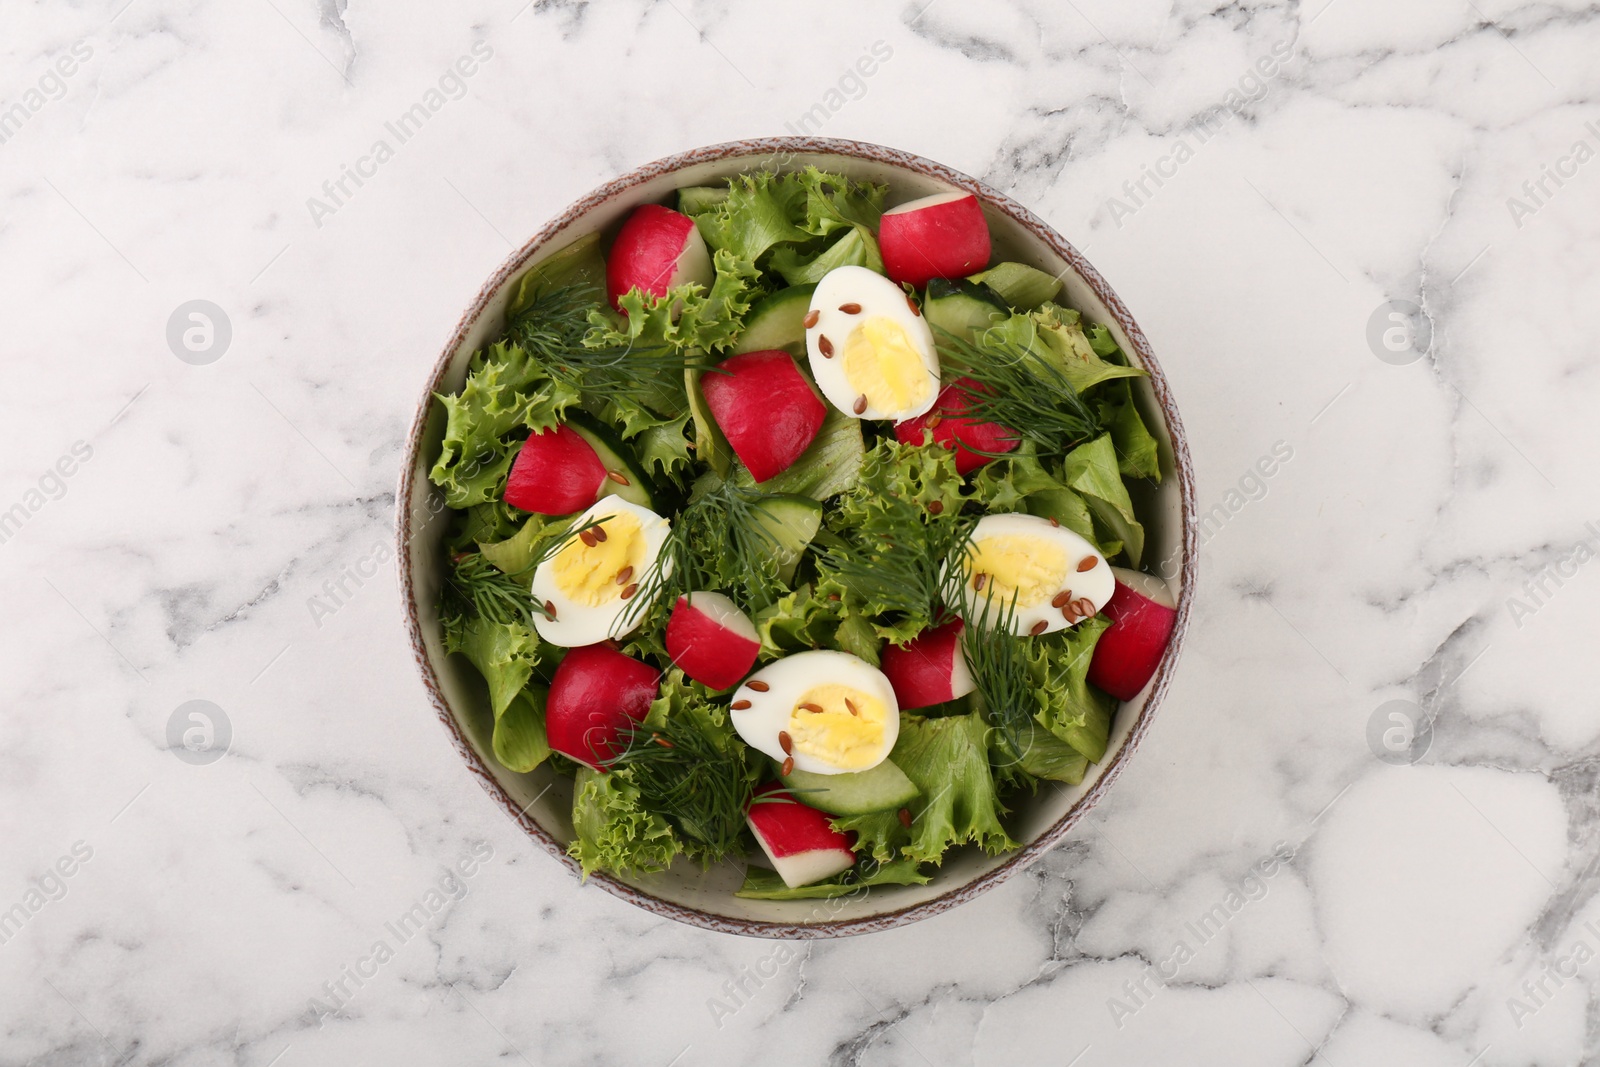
[881,619,976,710]
[545,644,661,768]
[746,783,857,888]
[1087,567,1178,702]
[503,424,607,515]
[606,204,715,311]
[894,377,1018,475]
[878,192,992,289]
[701,350,827,482]
[665,592,761,690]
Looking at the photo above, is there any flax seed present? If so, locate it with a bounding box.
[781,756,795,777]
[544,601,558,619]
[819,335,834,358]
[852,395,867,415]
[1061,604,1077,622]
[652,733,675,749]
[778,730,793,755]
[803,309,820,329]
[907,295,921,316]
[897,808,912,828]
[748,680,770,692]
[973,573,988,592]
[926,415,942,429]
[1029,619,1049,636]
[845,698,858,717]
[1048,517,1059,527]
[1076,556,1097,572]
[838,302,862,314]
[579,529,597,547]
[927,499,944,515]
[592,525,607,543]
[620,583,638,600]
[1051,590,1073,609]
[732,699,752,711]
[798,702,823,714]
[615,566,633,585]
[607,469,630,486]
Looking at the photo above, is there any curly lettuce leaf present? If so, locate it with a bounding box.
[795,166,888,238]
[478,512,559,575]
[1026,615,1116,762]
[698,171,812,263]
[836,712,1016,864]
[493,686,551,773]
[992,721,1090,787]
[983,304,1145,396]
[735,856,929,899]
[429,342,582,507]
[569,766,682,877]
[443,614,540,718]
[588,248,760,355]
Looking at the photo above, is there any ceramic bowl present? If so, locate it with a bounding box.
[397,137,1196,938]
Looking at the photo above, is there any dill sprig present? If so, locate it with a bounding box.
[933,323,1103,455]
[442,551,534,626]
[820,495,975,628]
[620,480,789,629]
[957,586,1036,756]
[505,283,709,403]
[610,715,755,860]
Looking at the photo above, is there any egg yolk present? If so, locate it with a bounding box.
[551,513,647,607]
[842,317,933,414]
[787,683,889,771]
[965,534,1069,607]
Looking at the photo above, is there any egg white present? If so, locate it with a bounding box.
[805,265,940,422]
[530,494,672,647]
[951,513,1114,637]
[729,650,900,775]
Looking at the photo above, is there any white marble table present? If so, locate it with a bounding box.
[3,1,1597,1064]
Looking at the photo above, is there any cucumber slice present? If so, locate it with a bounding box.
[735,284,817,354]
[750,493,822,583]
[784,759,919,816]
[677,186,730,216]
[563,410,657,511]
[923,278,1010,341]
[505,233,606,320]
[685,366,732,478]
[967,262,1062,310]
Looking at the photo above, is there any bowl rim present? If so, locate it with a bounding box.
[396,136,1197,939]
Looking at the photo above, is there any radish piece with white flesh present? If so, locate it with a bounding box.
[700,350,827,482]
[878,191,992,289]
[605,204,714,311]
[880,619,975,710]
[746,782,857,888]
[503,424,606,515]
[1087,567,1177,702]
[664,592,761,691]
[544,644,660,768]
[893,377,1017,476]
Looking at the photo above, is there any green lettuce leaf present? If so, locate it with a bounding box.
[443,614,540,718]
[698,171,812,263]
[1102,381,1161,482]
[569,765,682,877]
[769,227,883,286]
[836,712,1016,864]
[1026,615,1116,762]
[982,304,1145,395]
[588,248,760,355]
[478,512,559,575]
[992,722,1090,786]
[492,686,551,773]
[429,342,582,507]
[795,166,888,238]
[1063,434,1144,566]
[734,856,929,899]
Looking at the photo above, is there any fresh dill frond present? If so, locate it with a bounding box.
[957,588,1036,756]
[934,323,1103,455]
[505,283,708,404]
[610,715,756,861]
[820,494,975,635]
[620,480,790,630]
[442,551,534,626]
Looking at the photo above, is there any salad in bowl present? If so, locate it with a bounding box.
[403,141,1192,933]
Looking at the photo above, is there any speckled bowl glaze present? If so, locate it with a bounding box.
[398,137,1196,938]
